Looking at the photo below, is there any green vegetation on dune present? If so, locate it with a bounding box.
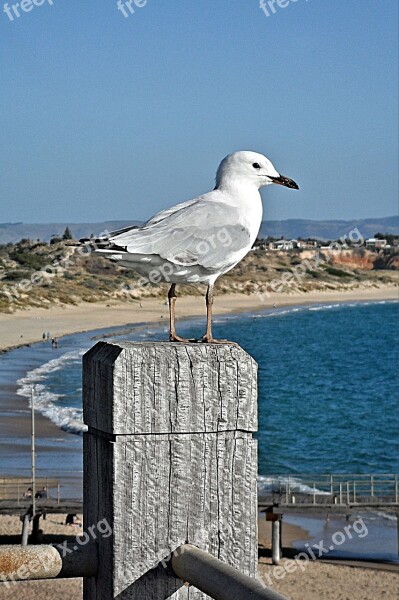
[9,249,49,271]
[0,237,397,313]
[323,266,352,278]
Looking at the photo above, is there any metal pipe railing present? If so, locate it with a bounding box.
[0,542,98,582]
[171,544,289,600]
[1,542,288,600]
[262,473,399,501]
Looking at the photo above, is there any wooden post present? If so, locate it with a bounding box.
[83,341,258,600]
[271,520,280,565]
[31,513,43,544]
[397,512,399,561]
[21,514,30,547]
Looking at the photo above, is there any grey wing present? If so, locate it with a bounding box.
[102,198,200,241]
[144,198,199,226]
[109,198,251,272]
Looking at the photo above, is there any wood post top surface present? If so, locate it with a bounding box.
[83,341,258,436]
[84,340,256,359]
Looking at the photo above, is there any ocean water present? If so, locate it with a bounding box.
[1,299,398,560]
[13,301,399,473]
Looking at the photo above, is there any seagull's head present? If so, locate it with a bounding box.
[215,151,299,191]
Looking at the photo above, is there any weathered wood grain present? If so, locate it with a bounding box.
[83,342,257,435]
[83,342,258,600]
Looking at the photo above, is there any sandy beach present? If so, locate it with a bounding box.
[0,514,398,599]
[258,519,399,599]
[257,558,399,600]
[0,285,397,353]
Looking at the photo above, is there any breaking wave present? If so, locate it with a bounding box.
[16,350,88,435]
[258,475,330,496]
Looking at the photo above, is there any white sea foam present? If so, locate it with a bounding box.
[308,303,341,312]
[258,475,329,495]
[253,308,296,319]
[376,511,397,522]
[17,350,88,435]
[13,299,397,437]
[253,303,359,318]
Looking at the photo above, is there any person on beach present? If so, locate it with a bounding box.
[23,487,32,499]
[35,487,48,499]
[65,513,81,527]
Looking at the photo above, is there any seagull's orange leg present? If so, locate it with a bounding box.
[203,284,214,341]
[200,284,236,345]
[168,284,189,343]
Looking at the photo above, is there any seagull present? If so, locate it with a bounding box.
[91,151,299,342]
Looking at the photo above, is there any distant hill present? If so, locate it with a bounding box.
[0,221,141,244]
[258,216,399,241]
[0,216,397,244]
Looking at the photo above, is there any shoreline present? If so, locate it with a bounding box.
[0,285,397,353]
[0,286,397,489]
[258,515,309,551]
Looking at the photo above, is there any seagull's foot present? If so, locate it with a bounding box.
[198,336,239,346]
[169,333,190,343]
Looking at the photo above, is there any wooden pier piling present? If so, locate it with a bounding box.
[83,341,258,599]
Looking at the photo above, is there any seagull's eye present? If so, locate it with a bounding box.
[252,163,261,170]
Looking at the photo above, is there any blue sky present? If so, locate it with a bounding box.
[0,0,397,224]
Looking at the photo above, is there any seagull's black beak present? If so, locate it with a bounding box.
[269,174,299,190]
